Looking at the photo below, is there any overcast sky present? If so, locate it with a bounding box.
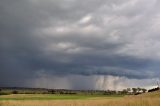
[0,0,160,90]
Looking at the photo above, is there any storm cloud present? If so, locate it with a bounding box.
[0,0,160,90]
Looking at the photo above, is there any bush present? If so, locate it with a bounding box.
[12,90,18,94]
[0,92,10,95]
[148,87,159,92]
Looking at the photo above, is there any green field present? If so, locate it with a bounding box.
[0,94,123,100]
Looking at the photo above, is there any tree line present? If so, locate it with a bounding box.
[0,87,148,95]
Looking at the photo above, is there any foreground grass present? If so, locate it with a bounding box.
[0,97,160,106]
[0,91,160,106]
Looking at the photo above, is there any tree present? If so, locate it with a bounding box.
[12,90,18,94]
[60,91,64,94]
[50,90,55,94]
[137,87,141,93]
[142,88,147,93]
[132,88,137,94]
[122,89,128,94]
[126,88,131,93]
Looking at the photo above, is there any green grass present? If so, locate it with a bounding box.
[0,94,124,100]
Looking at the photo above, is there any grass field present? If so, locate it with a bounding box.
[0,94,123,100]
[0,91,160,106]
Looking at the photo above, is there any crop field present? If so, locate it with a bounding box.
[0,91,160,106]
[0,94,123,100]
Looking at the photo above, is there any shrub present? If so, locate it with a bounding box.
[12,90,18,94]
[0,92,10,95]
[148,87,159,92]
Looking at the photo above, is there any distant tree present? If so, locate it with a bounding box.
[51,90,55,94]
[148,87,159,92]
[137,87,141,93]
[126,88,131,93]
[142,88,147,93]
[132,88,137,94]
[122,89,128,94]
[0,89,2,92]
[12,90,18,94]
[60,91,64,94]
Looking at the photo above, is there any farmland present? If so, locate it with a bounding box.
[0,94,123,100]
[0,89,160,106]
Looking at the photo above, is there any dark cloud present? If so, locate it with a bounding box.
[0,0,160,89]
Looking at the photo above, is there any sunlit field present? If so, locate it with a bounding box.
[0,94,123,100]
[0,91,160,106]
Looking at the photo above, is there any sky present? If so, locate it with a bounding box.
[0,0,160,90]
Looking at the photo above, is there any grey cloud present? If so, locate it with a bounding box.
[0,0,160,89]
